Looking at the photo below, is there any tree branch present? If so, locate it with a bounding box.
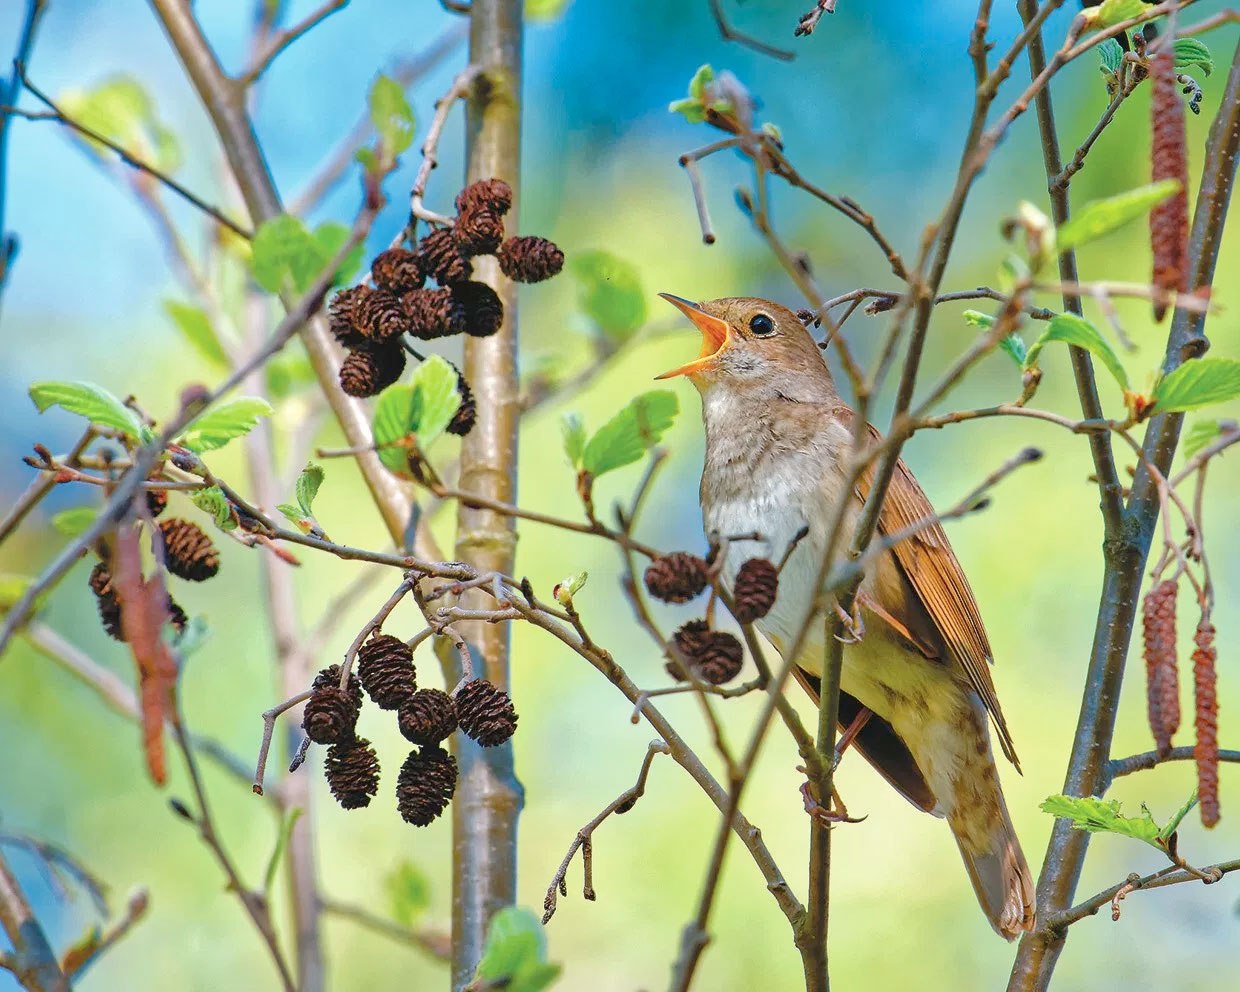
[0,847,70,992]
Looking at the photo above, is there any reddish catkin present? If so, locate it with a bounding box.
[1141,579,1180,757]
[1192,618,1219,828]
[1149,49,1189,321]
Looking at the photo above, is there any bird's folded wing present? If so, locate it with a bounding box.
[856,424,1021,771]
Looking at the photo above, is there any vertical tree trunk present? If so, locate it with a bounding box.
[450,2,525,987]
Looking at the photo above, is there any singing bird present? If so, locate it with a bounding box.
[657,293,1036,939]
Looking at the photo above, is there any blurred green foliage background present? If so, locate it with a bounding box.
[1,1,1237,990]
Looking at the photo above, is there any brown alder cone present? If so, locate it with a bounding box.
[732,558,780,623]
[1141,579,1180,757]
[1149,49,1189,321]
[1192,618,1219,827]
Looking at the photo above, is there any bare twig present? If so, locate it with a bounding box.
[794,0,838,38]
[320,900,451,961]
[252,690,314,795]
[408,64,482,232]
[238,0,350,88]
[708,0,794,61]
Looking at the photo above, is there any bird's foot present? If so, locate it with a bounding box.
[798,772,867,825]
[832,600,865,643]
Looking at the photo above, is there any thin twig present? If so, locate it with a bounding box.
[253,689,314,795]
[320,900,451,961]
[708,0,794,61]
[237,0,350,88]
[408,64,481,232]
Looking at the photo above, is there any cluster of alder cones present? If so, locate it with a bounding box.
[302,632,518,826]
[88,489,220,640]
[642,550,780,685]
[327,177,565,428]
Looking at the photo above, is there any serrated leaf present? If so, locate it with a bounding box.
[277,503,313,532]
[581,391,678,478]
[1174,38,1214,77]
[178,397,273,453]
[251,215,318,293]
[1158,791,1198,842]
[263,807,304,897]
[58,75,180,173]
[999,334,1027,367]
[295,463,324,517]
[1152,357,1240,413]
[409,355,461,449]
[29,380,144,438]
[1182,419,1222,458]
[164,300,228,369]
[1024,313,1129,391]
[1056,180,1181,252]
[570,250,647,341]
[312,221,365,288]
[473,907,561,992]
[561,413,586,468]
[369,74,415,160]
[1098,37,1124,75]
[190,486,237,531]
[372,384,419,475]
[385,861,431,928]
[51,507,99,537]
[1040,795,1161,847]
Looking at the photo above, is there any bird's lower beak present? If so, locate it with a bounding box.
[655,293,732,379]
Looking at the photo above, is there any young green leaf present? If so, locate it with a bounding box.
[1087,0,1145,30]
[312,221,366,288]
[190,486,237,531]
[581,391,678,478]
[689,64,714,101]
[1024,313,1129,391]
[570,251,647,341]
[369,74,415,160]
[962,309,996,329]
[1174,38,1214,77]
[1097,37,1124,75]
[178,397,274,453]
[384,861,431,928]
[473,907,561,992]
[1055,180,1181,252]
[29,381,144,438]
[410,355,462,449]
[164,300,228,369]
[999,334,1027,367]
[277,503,312,532]
[295,463,324,517]
[668,97,707,124]
[51,507,99,538]
[251,215,320,293]
[58,75,181,173]
[265,349,318,398]
[1040,795,1161,848]
[1182,419,1223,458]
[1152,358,1240,413]
[553,571,588,605]
[262,807,304,898]
[0,574,44,616]
[372,384,419,475]
[669,64,725,123]
[561,413,587,468]
[1157,792,1199,843]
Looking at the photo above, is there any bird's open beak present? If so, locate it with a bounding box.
[654,293,733,379]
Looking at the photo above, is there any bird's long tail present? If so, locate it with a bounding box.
[949,787,1036,940]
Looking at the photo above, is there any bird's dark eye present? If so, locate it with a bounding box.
[749,313,775,336]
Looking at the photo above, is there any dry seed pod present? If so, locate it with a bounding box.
[453,206,504,256]
[450,281,504,338]
[1192,619,1219,827]
[643,552,709,604]
[370,248,424,294]
[396,746,458,826]
[1141,579,1180,757]
[1150,49,1190,321]
[446,364,476,437]
[496,236,564,283]
[416,227,473,286]
[339,345,406,398]
[325,737,380,810]
[357,288,408,342]
[302,686,359,745]
[455,178,513,216]
[454,679,518,747]
[158,518,220,582]
[667,620,743,685]
[397,689,458,746]
[328,285,372,347]
[313,664,364,711]
[732,558,779,623]
[402,287,467,339]
[356,634,416,710]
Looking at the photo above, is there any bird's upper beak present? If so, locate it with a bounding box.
[655,293,733,379]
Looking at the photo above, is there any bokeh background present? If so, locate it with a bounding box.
[1,1,1237,990]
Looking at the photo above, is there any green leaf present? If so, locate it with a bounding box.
[384,862,431,928]
[1152,358,1240,413]
[667,97,706,124]
[312,221,366,288]
[688,64,714,102]
[29,381,144,438]
[190,486,237,531]
[265,349,317,398]
[178,396,273,453]
[1182,419,1223,458]
[277,503,311,532]
[1024,313,1129,391]
[962,309,995,329]
[1158,792,1198,843]
[561,413,586,468]
[263,807,304,898]
[997,253,1030,292]
[1040,795,1161,848]
[1056,180,1181,252]
[1088,0,1145,30]
[553,571,587,605]
[570,250,647,341]
[251,215,317,293]
[295,463,324,517]
[409,356,462,449]
[473,907,561,992]
[1174,38,1214,77]
[164,301,228,369]
[372,384,419,475]
[51,507,99,538]
[58,75,180,173]
[526,0,572,19]
[369,74,415,160]
[669,65,717,123]
[581,391,678,478]
[999,334,1027,367]
[0,574,39,615]
[1097,37,1124,75]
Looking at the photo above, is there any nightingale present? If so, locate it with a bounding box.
[656,293,1036,940]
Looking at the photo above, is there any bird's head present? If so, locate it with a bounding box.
[656,294,834,402]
